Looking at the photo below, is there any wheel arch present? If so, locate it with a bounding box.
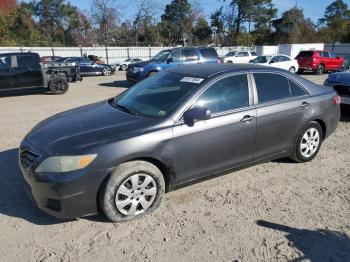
[96,156,173,209]
[312,118,326,140]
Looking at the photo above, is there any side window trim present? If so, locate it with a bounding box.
[176,73,254,122]
[251,71,309,106]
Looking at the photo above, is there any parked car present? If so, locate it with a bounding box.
[118,58,143,71]
[40,56,62,64]
[222,50,257,64]
[296,50,344,75]
[0,52,81,94]
[126,47,220,82]
[324,71,350,105]
[55,57,115,76]
[250,54,299,73]
[20,64,340,222]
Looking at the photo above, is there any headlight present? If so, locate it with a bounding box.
[35,154,97,173]
[133,67,144,73]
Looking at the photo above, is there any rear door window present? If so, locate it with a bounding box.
[254,73,291,103]
[237,52,249,57]
[0,55,13,68]
[182,49,199,61]
[296,51,314,58]
[199,48,218,59]
[195,74,249,114]
[17,55,35,67]
[289,81,308,97]
[250,51,257,56]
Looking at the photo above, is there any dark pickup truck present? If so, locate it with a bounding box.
[0,52,81,94]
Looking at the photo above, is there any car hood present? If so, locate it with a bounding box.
[328,72,350,85]
[24,101,157,155]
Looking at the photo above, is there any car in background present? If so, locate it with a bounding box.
[20,64,340,222]
[0,52,81,94]
[222,50,257,64]
[324,71,350,105]
[118,58,143,71]
[296,50,344,75]
[55,57,115,76]
[250,54,299,73]
[40,56,62,64]
[127,47,220,82]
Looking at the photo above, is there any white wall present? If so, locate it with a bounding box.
[0,46,254,63]
[278,43,325,58]
[256,46,278,56]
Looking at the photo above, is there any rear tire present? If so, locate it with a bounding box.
[315,64,325,75]
[290,122,323,163]
[297,69,304,74]
[121,64,127,71]
[289,66,296,73]
[99,161,165,222]
[226,61,233,63]
[48,77,69,95]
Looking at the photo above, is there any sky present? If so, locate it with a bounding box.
[20,0,337,23]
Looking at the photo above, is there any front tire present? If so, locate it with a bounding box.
[100,161,165,222]
[290,122,323,163]
[103,67,112,76]
[48,77,69,95]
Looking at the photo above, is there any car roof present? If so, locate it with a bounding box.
[165,63,287,78]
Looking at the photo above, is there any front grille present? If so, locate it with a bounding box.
[20,148,40,169]
[334,85,350,96]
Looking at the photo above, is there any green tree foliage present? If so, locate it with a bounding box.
[318,0,350,42]
[193,16,212,45]
[28,0,86,46]
[159,0,192,45]
[272,7,318,44]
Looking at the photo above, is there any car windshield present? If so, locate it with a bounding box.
[152,50,171,61]
[252,56,271,63]
[111,72,202,118]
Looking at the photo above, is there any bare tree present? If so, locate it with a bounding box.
[91,0,118,45]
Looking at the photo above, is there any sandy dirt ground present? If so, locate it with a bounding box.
[0,72,349,262]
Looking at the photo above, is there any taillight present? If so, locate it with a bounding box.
[217,58,221,64]
[332,95,341,105]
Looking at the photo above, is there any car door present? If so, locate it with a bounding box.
[79,58,97,74]
[0,54,15,90]
[235,51,250,63]
[171,73,256,183]
[13,54,42,88]
[181,49,200,65]
[253,72,309,160]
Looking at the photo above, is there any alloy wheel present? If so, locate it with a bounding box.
[115,174,157,216]
[300,127,320,158]
[103,68,112,76]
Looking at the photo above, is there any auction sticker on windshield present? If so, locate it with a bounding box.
[180,77,204,84]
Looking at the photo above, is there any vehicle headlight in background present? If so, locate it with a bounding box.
[133,67,144,73]
[35,154,97,173]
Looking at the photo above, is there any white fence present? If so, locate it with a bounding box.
[0,46,254,64]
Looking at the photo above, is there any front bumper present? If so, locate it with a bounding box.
[126,70,143,82]
[19,142,110,219]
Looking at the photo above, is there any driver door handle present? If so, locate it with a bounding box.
[240,115,256,122]
[300,102,310,108]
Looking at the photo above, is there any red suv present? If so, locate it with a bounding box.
[296,50,344,75]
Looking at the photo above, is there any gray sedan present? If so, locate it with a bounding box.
[20,64,340,222]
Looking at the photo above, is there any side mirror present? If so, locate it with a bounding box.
[166,57,174,64]
[183,106,211,126]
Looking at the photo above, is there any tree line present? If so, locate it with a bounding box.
[0,0,349,47]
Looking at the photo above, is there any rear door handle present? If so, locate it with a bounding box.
[240,115,256,122]
[300,102,310,108]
